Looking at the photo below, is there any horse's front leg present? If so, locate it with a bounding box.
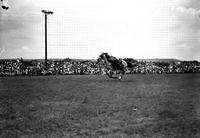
[107,69,113,78]
[106,65,114,78]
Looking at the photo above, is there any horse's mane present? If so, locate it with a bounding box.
[100,52,108,56]
[99,52,108,59]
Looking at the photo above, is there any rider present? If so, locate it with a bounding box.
[97,53,127,79]
[119,58,127,68]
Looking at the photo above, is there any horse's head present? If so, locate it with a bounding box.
[96,57,102,64]
[99,52,108,58]
[97,52,109,64]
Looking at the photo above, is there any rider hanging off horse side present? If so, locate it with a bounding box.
[97,52,134,80]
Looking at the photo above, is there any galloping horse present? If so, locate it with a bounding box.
[97,52,132,80]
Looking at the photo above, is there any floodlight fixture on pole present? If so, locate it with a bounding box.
[41,10,53,70]
[1,0,9,10]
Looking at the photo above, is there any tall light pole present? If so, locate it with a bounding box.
[41,10,53,70]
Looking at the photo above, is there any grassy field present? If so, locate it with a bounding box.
[0,74,200,138]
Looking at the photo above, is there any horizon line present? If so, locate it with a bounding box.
[0,57,200,62]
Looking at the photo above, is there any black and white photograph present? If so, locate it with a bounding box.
[1,0,200,137]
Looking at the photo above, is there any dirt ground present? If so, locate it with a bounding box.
[0,74,200,138]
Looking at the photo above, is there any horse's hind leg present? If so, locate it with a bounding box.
[118,71,123,80]
[118,69,126,80]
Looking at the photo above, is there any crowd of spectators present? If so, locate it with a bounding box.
[0,58,200,76]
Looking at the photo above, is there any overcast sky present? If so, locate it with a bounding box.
[0,0,200,60]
